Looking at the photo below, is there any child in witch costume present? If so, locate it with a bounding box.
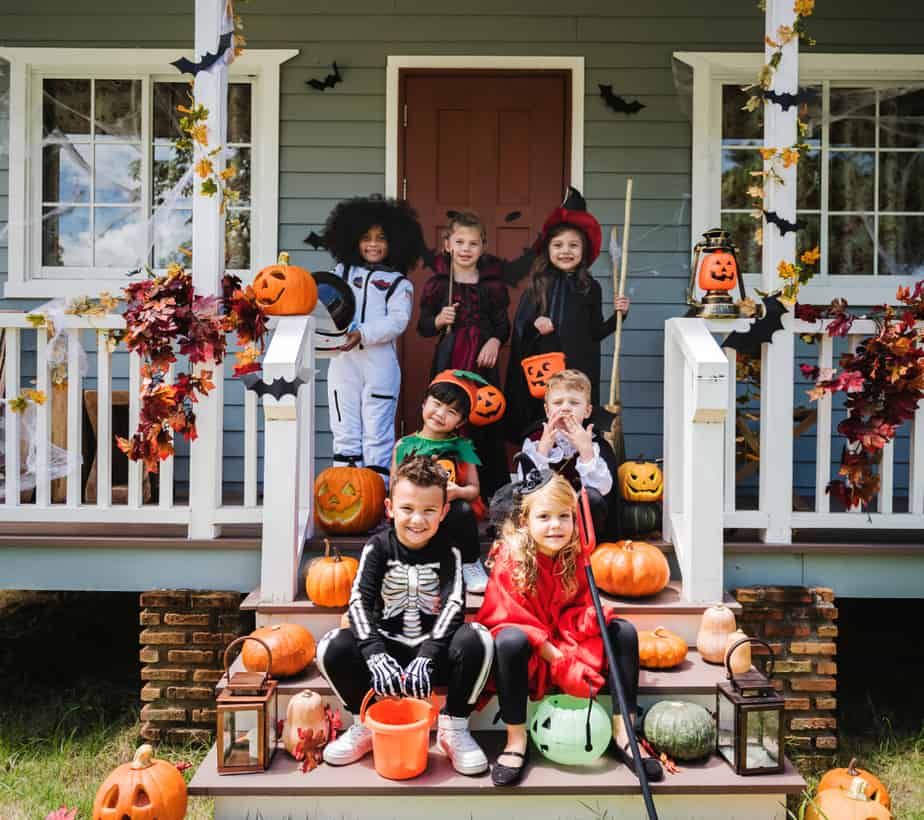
[391,370,489,593]
[476,472,662,787]
[317,457,494,775]
[322,195,424,483]
[505,188,630,440]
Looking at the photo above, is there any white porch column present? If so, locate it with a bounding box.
[758,0,798,544]
[188,0,228,538]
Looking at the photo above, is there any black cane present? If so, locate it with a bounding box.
[577,489,658,820]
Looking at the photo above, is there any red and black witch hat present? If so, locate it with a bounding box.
[534,186,603,265]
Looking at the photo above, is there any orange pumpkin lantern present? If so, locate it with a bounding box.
[521,351,566,399]
[471,383,507,426]
[617,458,664,502]
[253,252,319,316]
[697,250,738,292]
[314,463,386,534]
[638,626,688,669]
[818,759,891,810]
[92,744,187,820]
[242,623,316,678]
[590,540,670,598]
[305,538,360,608]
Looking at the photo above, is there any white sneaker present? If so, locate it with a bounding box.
[322,721,373,766]
[462,561,489,594]
[437,714,488,775]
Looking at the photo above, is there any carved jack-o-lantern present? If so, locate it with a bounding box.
[617,459,664,503]
[697,250,738,292]
[435,458,457,484]
[253,252,319,316]
[471,384,507,426]
[314,464,386,534]
[521,352,566,399]
[92,744,187,820]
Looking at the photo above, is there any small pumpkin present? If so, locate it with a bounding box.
[724,630,752,675]
[643,700,716,762]
[529,694,612,766]
[305,538,360,608]
[314,463,386,534]
[435,458,457,484]
[818,759,891,810]
[638,626,688,669]
[242,623,316,678]
[521,351,566,399]
[697,249,738,292]
[807,777,893,820]
[253,252,319,316]
[282,689,331,758]
[696,605,738,664]
[590,540,670,598]
[92,744,187,820]
[620,500,662,537]
[471,383,507,426]
[617,459,664,503]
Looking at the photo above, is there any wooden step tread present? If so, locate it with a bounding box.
[188,733,805,797]
[304,532,674,553]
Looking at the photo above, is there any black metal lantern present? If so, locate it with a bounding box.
[716,637,785,776]
[687,228,748,318]
[216,636,279,775]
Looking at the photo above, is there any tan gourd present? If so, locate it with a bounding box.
[696,605,738,664]
[282,690,330,758]
[724,630,752,675]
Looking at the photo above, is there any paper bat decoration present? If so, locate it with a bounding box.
[307,62,342,92]
[763,88,815,111]
[304,231,324,250]
[764,210,802,235]
[171,32,233,77]
[722,295,788,356]
[241,373,305,400]
[598,85,646,115]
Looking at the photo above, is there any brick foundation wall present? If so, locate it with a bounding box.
[733,585,838,770]
[139,590,247,744]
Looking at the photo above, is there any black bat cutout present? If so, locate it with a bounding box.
[763,88,816,111]
[307,62,342,92]
[304,231,324,250]
[445,210,460,220]
[504,211,522,223]
[241,373,305,400]
[171,32,233,77]
[764,210,802,235]
[722,295,788,357]
[598,85,646,115]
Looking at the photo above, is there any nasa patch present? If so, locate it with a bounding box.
[352,277,364,289]
[370,278,393,291]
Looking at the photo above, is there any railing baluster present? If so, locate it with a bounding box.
[96,331,112,509]
[5,329,21,506]
[127,352,143,508]
[724,347,736,514]
[879,439,894,515]
[65,329,83,507]
[244,383,258,508]
[846,334,862,513]
[815,334,833,513]
[34,331,51,507]
[159,364,175,509]
[911,399,924,515]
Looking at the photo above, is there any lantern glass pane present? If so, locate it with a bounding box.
[717,692,736,765]
[221,708,260,769]
[744,708,780,770]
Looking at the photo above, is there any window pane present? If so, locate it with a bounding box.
[880,87,924,149]
[43,79,91,139]
[43,143,90,203]
[226,210,251,269]
[830,87,876,148]
[721,212,760,275]
[95,207,145,267]
[879,152,924,212]
[228,83,252,144]
[42,206,91,266]
[722,85,762,146]
[153,82,189,140]
[95,143,142,204]
[722,150,761,209]
[94,79,142,140]
[154,209,192,268]
[153,145,193,206]
[829,151,874,212]
[226,146,251,206]
[797,148,820,210]
[801,86,823,146]
[796,213,820,262]
[879,216,924,277]
[829,215,874,275]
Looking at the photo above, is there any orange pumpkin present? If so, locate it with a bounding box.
[590,540,670,598]
[242,623,316,678]
[305,538,360,608]
[92,744,187,820]
[253,252,319,315]
[617,459,664,502]
[697,250,738,292]
[471,383,507,426]
[521,351,566,399]
[435,458,457,484]
[807,777,892,820]
[818,760,891,810]
[638,626,688,669]
[314,464,386,534]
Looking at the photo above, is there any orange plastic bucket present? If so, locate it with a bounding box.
[521,351,566,398]
[359,690,438,780]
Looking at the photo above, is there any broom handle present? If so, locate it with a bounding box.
[609,178,633,406]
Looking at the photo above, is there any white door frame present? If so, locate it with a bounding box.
[385,55,584,198]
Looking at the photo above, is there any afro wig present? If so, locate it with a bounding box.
[322,195,425,274]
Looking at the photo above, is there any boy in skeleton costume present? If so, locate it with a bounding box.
[317,457,494,775]
[322,196,424,481]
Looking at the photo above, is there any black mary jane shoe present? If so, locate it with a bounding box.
[614,741,664,783]
[491,747,529,787]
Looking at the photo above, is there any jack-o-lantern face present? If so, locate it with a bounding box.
[471,384,507,426]
[92,745,187,820]
[521,352,566,399]
[617,460,664,502]
[434,458,457,484]
[253,252,319,316]
[697,250,738,292]
[314,465,386,534]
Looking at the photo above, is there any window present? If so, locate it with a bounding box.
[1,48,296,298]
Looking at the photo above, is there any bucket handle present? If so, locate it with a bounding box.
[358,689,440,726]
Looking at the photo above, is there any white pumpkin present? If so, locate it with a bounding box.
[696,605,738,664]
[282,689,330,758]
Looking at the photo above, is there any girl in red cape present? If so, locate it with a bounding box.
[476,472,662,786]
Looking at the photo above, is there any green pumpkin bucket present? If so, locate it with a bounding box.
[529,694,611,766]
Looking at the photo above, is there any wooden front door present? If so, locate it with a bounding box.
[397,70,570,437]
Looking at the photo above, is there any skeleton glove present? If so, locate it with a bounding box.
[402,656,434,699]
[367,653,404,698]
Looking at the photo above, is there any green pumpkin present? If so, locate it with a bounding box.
[529,695,612,767]
[643,700,715,761]
[620,501,662,537]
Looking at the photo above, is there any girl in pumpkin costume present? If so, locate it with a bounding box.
[476,473,662,786]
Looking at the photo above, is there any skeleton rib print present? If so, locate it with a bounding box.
[381,559,442,637]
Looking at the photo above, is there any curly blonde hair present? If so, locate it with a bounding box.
[495,474,581,598]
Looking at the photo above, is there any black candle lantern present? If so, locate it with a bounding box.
[216,636,279,775]
[716,637,785,776]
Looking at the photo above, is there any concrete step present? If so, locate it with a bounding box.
[189,733,805,820]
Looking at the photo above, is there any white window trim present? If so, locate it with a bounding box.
[0,47,298,299]
[675,51,924,305]
[384,55,584,197]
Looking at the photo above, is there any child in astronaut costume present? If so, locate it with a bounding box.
[322,196,424,481]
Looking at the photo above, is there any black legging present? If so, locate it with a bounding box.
[315,622,494,717]
[493,618,640,725]
[441,499,481,564]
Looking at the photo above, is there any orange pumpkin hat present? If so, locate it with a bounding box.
[534,186,602,265]
[430,369,484,416]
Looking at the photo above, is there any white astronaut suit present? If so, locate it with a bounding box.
[326,263,413,480]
